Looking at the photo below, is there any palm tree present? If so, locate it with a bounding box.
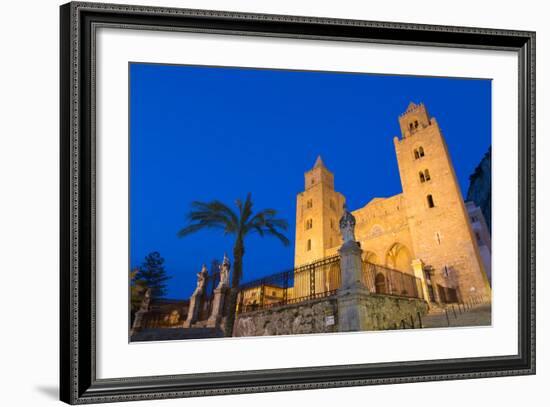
[177,193,290,335]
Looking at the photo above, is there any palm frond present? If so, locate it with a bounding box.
[264,224,291,246]
[177,221,226,237]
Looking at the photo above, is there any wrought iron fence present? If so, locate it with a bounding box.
[235,256,424,315]
[236,255,340,314]
[361,261,424,300]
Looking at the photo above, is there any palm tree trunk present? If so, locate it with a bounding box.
[224,238,244,337]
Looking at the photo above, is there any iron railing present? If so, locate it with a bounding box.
[362,261,424,300]
[236,255,425,314]
[236,255,340,314]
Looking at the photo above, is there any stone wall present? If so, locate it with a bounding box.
[233,298,338,337]
[232,294,428,337]
[359,295,428,330]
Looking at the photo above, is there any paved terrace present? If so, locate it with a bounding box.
[421,303,491,329]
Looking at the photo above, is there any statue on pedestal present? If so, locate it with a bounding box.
[130,288,151,337]
[339,204,357,243]
[193,264,208,296]
[217,253,231,289]
[139,288,151,312]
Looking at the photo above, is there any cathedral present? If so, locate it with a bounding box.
[292,102,492,304]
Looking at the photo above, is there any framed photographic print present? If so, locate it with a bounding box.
[60,1,535,404]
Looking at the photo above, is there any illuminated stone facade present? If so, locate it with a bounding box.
[294,103,491,303]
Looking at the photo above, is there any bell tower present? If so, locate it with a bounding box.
[294,156,345,267]
[394,103,491,302]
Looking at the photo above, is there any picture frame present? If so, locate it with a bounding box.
[60,1,535,404]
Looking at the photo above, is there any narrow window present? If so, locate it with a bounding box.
[409,122,414,130]
[329,237,333,247]
[419,172,425,183]
[414,120,419,128]
[424,169,431,181]
[307,239,311,251]
[305,219,313,230]
[306,199,313,209]
[418,146,425,157]
[427,194,435,208]
[414,149,420,159]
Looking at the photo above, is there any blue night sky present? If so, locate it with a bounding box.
[130,63,491,299]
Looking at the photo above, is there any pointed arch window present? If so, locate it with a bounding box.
[424,169,431,181]
[418,146,425,157]
[414,149,420,159]
[305,219,313,230]
[419,172,426,183]
[427,194,435,208]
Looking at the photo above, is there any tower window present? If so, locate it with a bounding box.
[329,199,336,210]
[424,169,431,181]
[305,219,313,230]
[419,172,426,183]
[414,149,420,159]
[330,218,335,230]
[306,199,313,209]
[414,120,419,128]
[427,194,435,208]
[418,146,425,157]
[409,122,414,130]
[306,239,311,251]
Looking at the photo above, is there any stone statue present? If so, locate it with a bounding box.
[193,264,208,296]
[218,253,231,289]
[131,288,151,336]
[339,204,357,243]
[140,288,151,312]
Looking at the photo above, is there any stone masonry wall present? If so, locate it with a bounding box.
[360,295,428,330]
[232,294,428,337]
[233,298,338,337]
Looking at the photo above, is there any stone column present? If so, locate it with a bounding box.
[130,288,151,337]
[183,265,208,328]
[336,206,370,332]
[183,293,201,328]
[206,286,229,328]
[411,259,431,304]
[206,253,231,329]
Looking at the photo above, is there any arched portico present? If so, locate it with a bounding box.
[385,243,413,273]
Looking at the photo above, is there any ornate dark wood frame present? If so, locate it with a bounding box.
[60,1,536,404]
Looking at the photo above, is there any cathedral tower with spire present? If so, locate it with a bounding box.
[294,156,346,267]
[290,103,491,304]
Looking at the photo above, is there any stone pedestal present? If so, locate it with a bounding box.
[411,258,431,304]
[183,293,202,328]
[206,286,228,328]
[339,241,364,291]
[130,310,146,337]
[337,240,370,332]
